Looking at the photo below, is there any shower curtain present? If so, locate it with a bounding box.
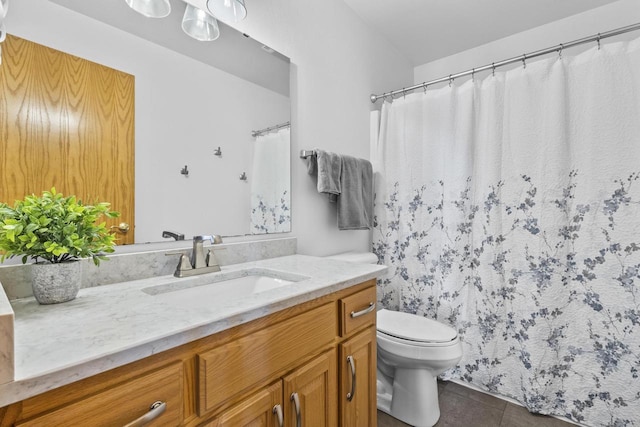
[373,37,640,426]
[250,127,291,234]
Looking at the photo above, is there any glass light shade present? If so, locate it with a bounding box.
[124,0,171,18]
[0,0,9,19]
[206,0,246,23]
[182,4,220,41]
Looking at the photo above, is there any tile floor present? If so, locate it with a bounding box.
[378,381,574,427]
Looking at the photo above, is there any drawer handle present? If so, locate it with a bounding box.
[290,392,302,427]
[123,401,166,427]
[350,302,375,318]
[273,404,284,427]
[346,355,356,402]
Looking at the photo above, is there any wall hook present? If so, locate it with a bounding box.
[181,165,189,176]
[214,147,222,157]
[239,172,247,181]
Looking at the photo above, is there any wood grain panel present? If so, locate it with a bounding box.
[340,280,377,336]
[340,327,377,427]
[16,362,183,427]
[203,381,282,427]
[283,349,337,427]
[198,303,337,416]
[0,34,135,244]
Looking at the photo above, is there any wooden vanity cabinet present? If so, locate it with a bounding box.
[205,349,337,427]
[339,327,377,427]
[0,279,377,427]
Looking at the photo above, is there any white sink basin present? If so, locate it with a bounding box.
[141,268,309,307]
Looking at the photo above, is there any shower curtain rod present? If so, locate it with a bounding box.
[370,22,640,103]
[251,121,290,138]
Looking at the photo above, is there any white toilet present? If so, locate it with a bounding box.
[324,252,462,426]
[376,309,462,427]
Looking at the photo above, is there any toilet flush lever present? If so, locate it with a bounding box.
[350,302,375,318]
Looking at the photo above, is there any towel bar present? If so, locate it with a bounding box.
[300,150,316,159]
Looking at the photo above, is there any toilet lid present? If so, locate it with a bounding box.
[377,309,457,343]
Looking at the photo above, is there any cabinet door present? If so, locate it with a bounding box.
[339,326,377,427]
[283,349,337,427]
[208,381,283,427]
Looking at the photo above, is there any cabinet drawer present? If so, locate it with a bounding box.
[17,362,183,427]
[198,302,337,416]
[340,283,376,336]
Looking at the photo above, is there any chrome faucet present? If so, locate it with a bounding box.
[167,234,224,277]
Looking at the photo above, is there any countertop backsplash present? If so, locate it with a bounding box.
[0,237,296,300]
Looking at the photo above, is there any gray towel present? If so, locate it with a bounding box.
[337,155,373,230]
[313,149,341,202]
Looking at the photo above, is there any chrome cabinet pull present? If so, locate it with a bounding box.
[123,401,166,427]
[346,356,356,402]
[290,392,302,427]
[350,302,375,318]
[272,404,284,427]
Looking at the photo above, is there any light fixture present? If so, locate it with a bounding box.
[182,4,220,41]
[206,0,246,23]
[124,0,171,18]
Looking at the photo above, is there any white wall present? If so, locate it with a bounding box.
[415,0,640,84]
[5,0,413,255]
[228,0,414,256]
[6,0,290,244]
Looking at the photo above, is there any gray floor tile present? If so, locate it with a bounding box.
[434,390,504,427]
[378,383,574,427]
[378,410,412,426]
[500,403,573,427]
[441,381,507,411]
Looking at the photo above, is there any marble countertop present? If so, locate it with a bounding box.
[0,254,386,407]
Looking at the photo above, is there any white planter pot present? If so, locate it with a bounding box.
[31,261,82,304]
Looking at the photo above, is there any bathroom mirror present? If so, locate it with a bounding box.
[3,0,291,244]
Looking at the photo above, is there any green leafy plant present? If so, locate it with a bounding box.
[0,188,120,265]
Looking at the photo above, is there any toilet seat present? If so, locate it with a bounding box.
[377,309,458,344]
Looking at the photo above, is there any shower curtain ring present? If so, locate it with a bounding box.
[522,54,527,69]
[471,68,475,82]
[402,88,407,98]
[492,63,496,77]
[448,74,453,87]
[558,43,564,59]
[597,33,601,50]
[423,83,427,94]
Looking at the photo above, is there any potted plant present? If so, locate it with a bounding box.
[0,188,119,304]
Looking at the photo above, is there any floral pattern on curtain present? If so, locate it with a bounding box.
[373,37,640,426]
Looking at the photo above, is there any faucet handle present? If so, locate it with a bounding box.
[166,252,193,277]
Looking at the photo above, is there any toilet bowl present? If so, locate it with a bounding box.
[376,309,462,427]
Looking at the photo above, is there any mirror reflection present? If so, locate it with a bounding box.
[1,0,291,244]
